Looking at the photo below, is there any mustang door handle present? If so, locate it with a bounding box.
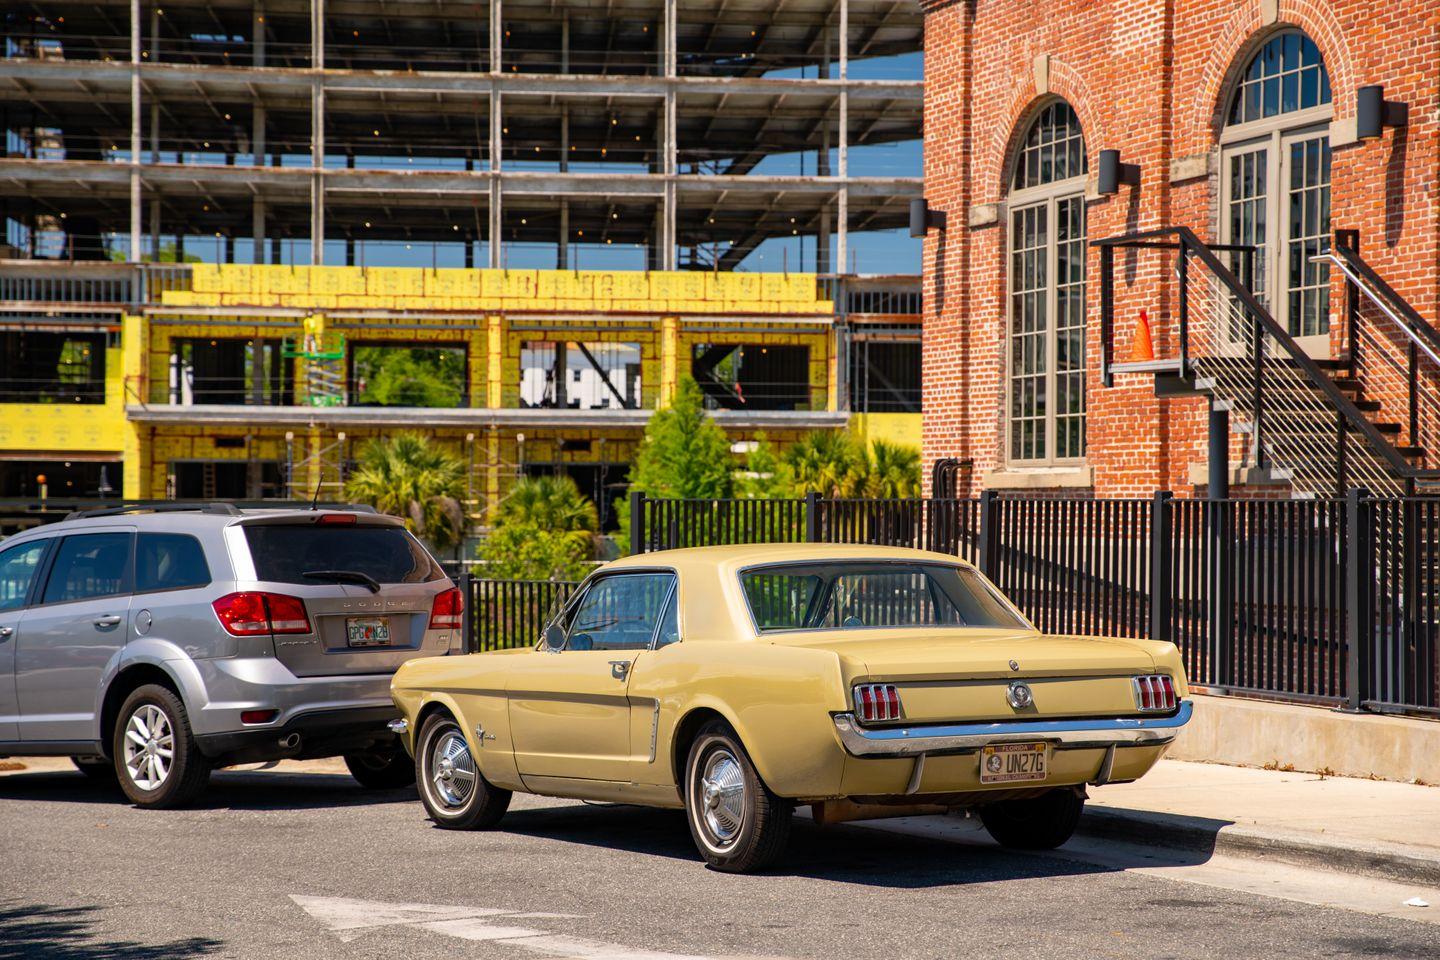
[609,660,631,679]
[0,626,11,639]
[94,615,123,627]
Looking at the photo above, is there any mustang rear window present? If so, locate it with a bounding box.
[243,524,443,585]
[740,562,1027,632]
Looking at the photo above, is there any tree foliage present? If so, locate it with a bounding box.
[352,346,466,408]
[480,475,598,581]
[344,433,467,554]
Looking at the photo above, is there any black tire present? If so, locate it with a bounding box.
[344,737,418,790]
[683,720,792,873]
[415,712,510,829]
[979,788,1085,850]
[112,684,211,809]
[71,756,117,783]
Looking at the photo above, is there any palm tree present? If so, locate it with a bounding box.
[344,433,468,554]
[496,474,599,557]
[784,430,865,498]
[862,439,922,499]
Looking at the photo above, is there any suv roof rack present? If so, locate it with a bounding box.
[62,501,379,521]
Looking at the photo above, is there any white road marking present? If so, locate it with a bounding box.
[290,895,779,959]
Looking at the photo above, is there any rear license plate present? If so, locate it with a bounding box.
[979,741,1049,784]
[346,617,392,647]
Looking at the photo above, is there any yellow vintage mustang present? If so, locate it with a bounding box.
[389,544,1191,872]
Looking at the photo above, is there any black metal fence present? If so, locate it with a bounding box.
[458,491,1439,718]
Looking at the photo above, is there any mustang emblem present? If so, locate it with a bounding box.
[1007,681,1034,710]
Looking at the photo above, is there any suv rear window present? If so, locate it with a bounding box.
[243,524,443,585]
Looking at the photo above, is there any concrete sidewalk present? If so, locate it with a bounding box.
[1077,759,1440,885]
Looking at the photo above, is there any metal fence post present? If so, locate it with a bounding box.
[458,568,473,654]
[1345,487,1373,711]
[1150,490,1173,642]
[629,489,645,554]
[978,489,997,578]
[804,491,821,543]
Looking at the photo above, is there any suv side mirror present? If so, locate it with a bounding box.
[543,624,566,651]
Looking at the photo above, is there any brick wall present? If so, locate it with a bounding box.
[920,0,1439,498]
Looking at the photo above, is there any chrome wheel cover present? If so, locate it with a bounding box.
[696,748,747,847]
[427,727,477,809]
[123,704,174,791]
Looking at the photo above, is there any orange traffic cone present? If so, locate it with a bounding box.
[1128,308,1155,363]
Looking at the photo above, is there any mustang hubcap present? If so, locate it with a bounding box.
[123,704,174,791]
[698,749,746,845]
[429,729,476,808]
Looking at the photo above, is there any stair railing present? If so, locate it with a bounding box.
[1095,226,1440,498]
[1319,235,1440,477]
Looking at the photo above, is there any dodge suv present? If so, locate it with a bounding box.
[0,503,463,808]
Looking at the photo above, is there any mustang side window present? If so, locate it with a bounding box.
[565,573,675,651]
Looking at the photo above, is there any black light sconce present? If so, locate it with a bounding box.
[1356,85,1408,140]
[1097,149,1141,195]
[909,198,947,238]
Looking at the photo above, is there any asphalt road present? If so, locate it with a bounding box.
[1,759,1436,960]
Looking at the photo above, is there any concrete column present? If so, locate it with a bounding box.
[129,0,142,261]
[149,4,159,161]
[485,315,505,408]
[310,0,325,265]
[559,107,569,268]
[836,0,848,274]
[149,197,160,258]
[660,0,677,271]
[818,24,832,275]
[561,13,569,73]
[253,0,266,67]
[489,89,503,267]
[559,202,569,268]
[253,103,266,167]
[252,196,266,263]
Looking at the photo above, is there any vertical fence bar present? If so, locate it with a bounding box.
[630,489,645,554]
[458,567,473,654]
[805,491,821,543]
[978,489,997,578]
[1345,487,1373,710]
[1151,490,1173,642]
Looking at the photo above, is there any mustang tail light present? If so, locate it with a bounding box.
[1133,674,1178,712]
[429,587,464,630]
[212,592,312,637]
[853,683,903,723]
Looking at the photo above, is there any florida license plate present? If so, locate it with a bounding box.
[346,617,392,647]
[979,741,1049,784]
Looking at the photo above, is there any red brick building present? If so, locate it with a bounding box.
[918,0,1439,498]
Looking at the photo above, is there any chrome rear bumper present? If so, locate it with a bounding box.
[832,700,1193,758]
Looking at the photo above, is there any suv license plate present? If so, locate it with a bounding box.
[346,617,392,647]
[979,742,1049,784]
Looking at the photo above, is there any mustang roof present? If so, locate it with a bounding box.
[607,541,974,575]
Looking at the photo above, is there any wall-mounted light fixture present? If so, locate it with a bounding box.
[909,198,947,238]
[1097,149,1141,195]
[1356,85,1408,140]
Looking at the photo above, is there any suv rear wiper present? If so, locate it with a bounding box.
[303,569,382,594]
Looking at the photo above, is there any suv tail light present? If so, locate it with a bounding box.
[429,587,464,630]
[853,683,903,723]
[1133,674,1177,712]
[212,592,312,637]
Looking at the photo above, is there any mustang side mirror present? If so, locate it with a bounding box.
[544,624,566,651]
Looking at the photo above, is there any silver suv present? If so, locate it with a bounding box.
[0,503,463,808]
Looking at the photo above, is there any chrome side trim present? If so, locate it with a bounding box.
[832,700,1193,758]
[386,718,409,736]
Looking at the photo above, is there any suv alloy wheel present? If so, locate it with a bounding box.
[113,684,211,809]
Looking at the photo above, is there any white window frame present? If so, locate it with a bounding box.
[1005,145,1089,467]
[1218,30,1334,356]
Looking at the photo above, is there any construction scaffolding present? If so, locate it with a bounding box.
[2,0,922,273]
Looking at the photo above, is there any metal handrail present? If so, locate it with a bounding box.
[1093,225,1440,480]
[1320,242,1440,369]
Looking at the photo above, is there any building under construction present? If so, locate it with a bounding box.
[0,0,923,534]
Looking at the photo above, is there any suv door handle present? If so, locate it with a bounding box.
[94,615,123,627]
[609,659,631,680]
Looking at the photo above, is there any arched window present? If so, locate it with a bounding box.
[1007,101,1087,464]
[1220,30,1333,345]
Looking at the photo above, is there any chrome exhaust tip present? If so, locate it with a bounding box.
[278,733,301,750]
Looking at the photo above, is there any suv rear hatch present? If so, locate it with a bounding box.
[232,514,456,678]
[775,628,1160,723]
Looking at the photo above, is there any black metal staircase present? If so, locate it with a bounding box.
[1095,226,1440,498]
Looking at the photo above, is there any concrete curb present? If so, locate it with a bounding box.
[1078,806,1440,887]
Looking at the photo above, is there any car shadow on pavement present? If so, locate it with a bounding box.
[0,768,415,811]
[497,802,1222,886]
[0,902,221,960]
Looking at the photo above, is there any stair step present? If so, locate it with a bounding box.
[1397,445,1428,458]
